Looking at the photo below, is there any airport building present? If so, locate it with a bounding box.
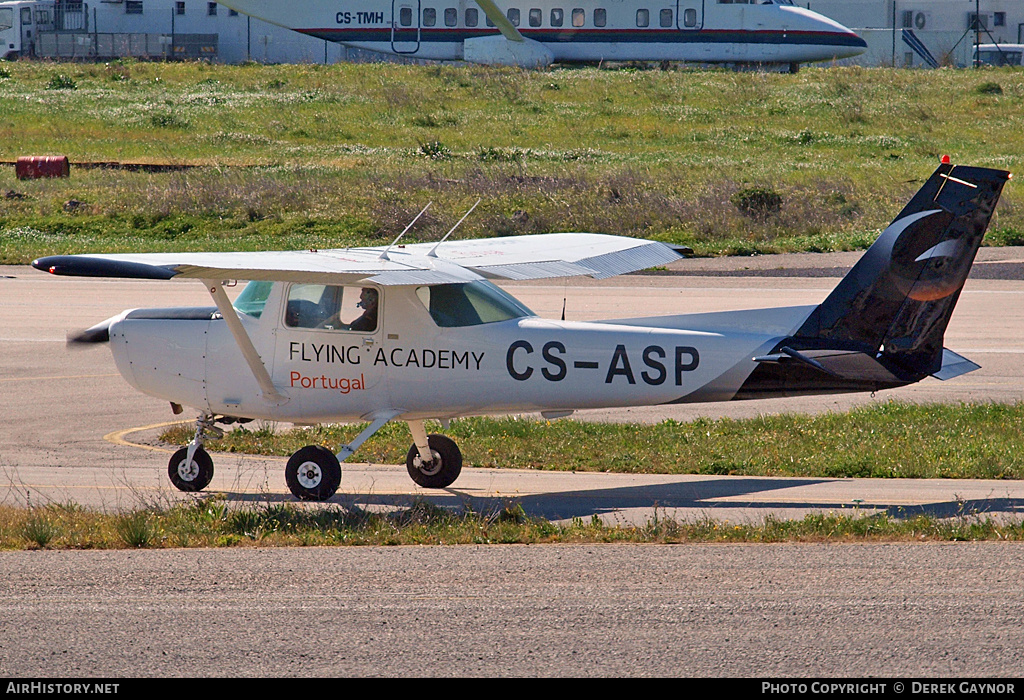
[807,0,1023,67]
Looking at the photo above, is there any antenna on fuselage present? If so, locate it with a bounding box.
[428,198,481,258]
[379,202,432,261]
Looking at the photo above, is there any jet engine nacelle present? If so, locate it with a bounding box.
[463,35,554,68]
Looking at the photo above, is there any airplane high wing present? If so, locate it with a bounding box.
[37,233,683,286]
[33,163,1011,501]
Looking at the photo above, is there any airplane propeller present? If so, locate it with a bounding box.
[67,319,112,347]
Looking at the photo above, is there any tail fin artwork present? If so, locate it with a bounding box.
[740,162,1011,399]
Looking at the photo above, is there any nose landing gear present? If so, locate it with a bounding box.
[168,413,222,493]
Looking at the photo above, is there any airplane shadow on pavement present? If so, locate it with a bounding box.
[216,477,1024,524]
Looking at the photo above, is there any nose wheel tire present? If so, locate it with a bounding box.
[168,446,215,492]
[406,434,462,489]
[285,445,342,501]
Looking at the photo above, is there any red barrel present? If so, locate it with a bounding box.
[16,156,70,180]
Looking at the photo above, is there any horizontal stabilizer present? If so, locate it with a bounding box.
[931,349,981,381]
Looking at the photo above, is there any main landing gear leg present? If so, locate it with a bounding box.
[168,412,220,492]
[405,419,462,489]
[284,412,397,502]
[281,412,463,499]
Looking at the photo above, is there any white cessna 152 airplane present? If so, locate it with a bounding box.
[33,162,1009,501]
[217,0,867,69]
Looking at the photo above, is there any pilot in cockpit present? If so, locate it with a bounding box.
[349,287,378,332]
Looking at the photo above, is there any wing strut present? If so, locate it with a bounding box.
[204,279,288,404]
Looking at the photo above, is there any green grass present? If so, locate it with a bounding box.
[2,498,1020,550]
[0,61,1022,262]
[161,401,1024,481]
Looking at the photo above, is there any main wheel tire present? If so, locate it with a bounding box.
[285,445,342,501]
[406,434,462,489]
[168,446,214,492]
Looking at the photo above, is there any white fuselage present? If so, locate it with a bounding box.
[218,0,867,65]
[107,281,814,424]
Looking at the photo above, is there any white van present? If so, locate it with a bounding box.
[0,1,55,60]
[973,43,1024,67]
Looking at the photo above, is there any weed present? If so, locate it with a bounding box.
[418,141,452,160]
[46,74,77,90]
[21,511,60,548]
[115,511,156,548]
[149,112,190,129]
[731,187,783,219]
[410,112,460,128]
[975,81,1003,95]
[478,146,526,163]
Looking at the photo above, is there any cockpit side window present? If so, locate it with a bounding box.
[284,284,379,332]
[416,281,534,328]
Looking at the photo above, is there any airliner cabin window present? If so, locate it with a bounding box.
[399,6,412,25]
[507,7,520,25]
[444,7,457,26]
[572,8,585,26]
[422,7,436,25]
[636,9,649,27]
[529,8,542,26]
[465,7,478,26]
[550,8,563,26]
[594,8,606,26]
[660,8,672,26]
[683,8,697,26]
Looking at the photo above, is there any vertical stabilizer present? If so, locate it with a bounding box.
[737,163,1010,400]
[794,164,1010,379]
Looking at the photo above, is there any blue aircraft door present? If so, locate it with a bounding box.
[391,0,421,54]
[676,0,704,31]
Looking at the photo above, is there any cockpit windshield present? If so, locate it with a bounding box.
[416,281,535,327]
[233,280,274,318]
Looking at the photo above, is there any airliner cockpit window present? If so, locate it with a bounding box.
[416,281,535,328]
